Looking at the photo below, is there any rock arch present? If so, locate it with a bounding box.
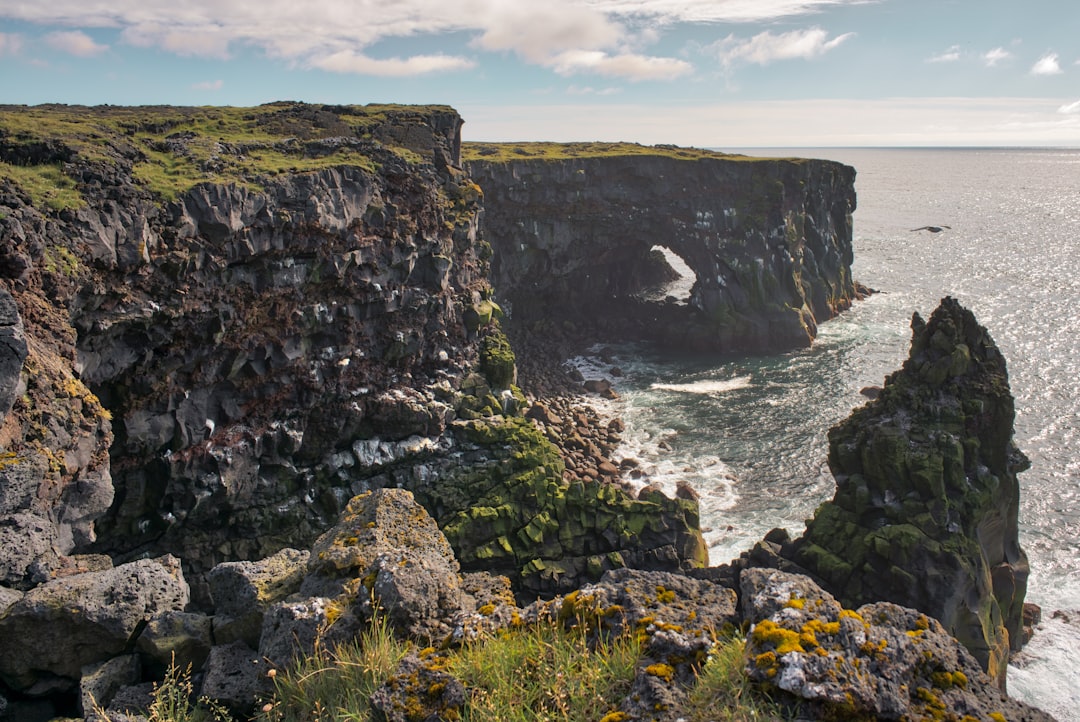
[468,152,857,354]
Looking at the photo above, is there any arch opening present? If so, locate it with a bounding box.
[638,245,697,305]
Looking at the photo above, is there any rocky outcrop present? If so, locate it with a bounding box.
[782,297,1030,687]
[0,554,188,694]
[741,568,1053,722]
[467,144,858,355]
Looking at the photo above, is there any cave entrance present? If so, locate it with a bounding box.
[640,245,697,305]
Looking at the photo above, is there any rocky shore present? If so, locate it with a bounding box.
[0,103,1055,720]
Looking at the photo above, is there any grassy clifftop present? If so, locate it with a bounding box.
[0,102,459,210]
[462,140,805,164]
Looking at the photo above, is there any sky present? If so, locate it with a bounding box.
[1,0,1078,147]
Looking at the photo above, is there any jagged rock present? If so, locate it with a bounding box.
[80,655,141,718]
[0,453,46,517]
[0,555,189,694]
[0,511,60,589]
[103,683,155,721]
[199,640,273,715]
[208,547,309,647]
[785,297,1030,686]
[135,611,214,677]
[0,584,21,615]
[305,488,467,641]
[741,568,1054,721]
[0,287,26,423]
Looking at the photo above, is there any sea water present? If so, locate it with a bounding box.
[570,147,1080,720]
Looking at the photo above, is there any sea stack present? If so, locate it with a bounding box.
[786,296,1029,688]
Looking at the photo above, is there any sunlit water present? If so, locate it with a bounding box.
[569,148,1080,720]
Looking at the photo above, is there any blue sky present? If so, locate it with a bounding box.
[1,0,1078,147]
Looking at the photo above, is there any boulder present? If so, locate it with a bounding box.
[741,568,1054,721]
[208,547,309,647]
[258,596,362,668]
[0,555,189,694]
[371,651,467,722]
[135,611,214,678]
[0,511,60,589]
[80,655,141,717]
[199,641,273,715]
[785,298,1030,686]
[305,488,467,641]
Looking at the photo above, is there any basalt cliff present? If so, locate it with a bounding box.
[466,142,860,359]
[0,103,1048,721]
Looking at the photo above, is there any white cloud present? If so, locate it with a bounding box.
[983,47,1011,67]
[191,79,223,91]
[550,50,692,80]
[0,32,24,56]
[566,85,622,95]
[311,51,476,77]
[0,0,871,78]
[1059,99,1080,114]
[927,45,961,63]
[1031,53,1062,75]
[709,27,853,67]
[45,30,108,57]
[580,0,876,23]
[122,25,231,59]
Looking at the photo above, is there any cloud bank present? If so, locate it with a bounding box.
[708,27,854,67]
[1,0,871,79]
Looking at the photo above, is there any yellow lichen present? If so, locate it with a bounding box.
[655,586,676,604]
[599,713,630,722]
[751,619,805,655]
[989,714,1008,722]
[478,603,496,616]
[785,596,806,610]
[644,663,675,682]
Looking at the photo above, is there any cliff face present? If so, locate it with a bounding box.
[466,144,857,354]
[0,104,704,607]
[784,297,1029,687]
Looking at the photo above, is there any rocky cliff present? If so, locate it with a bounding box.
[466,142,859,356]
[0,103,704,615]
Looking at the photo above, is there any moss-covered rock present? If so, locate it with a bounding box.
[409,417,707,598]
[785,297,1029,688]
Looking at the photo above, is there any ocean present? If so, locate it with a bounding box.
[570,147,1080,720]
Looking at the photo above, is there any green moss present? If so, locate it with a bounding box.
[478,327,516,390]
[0,102,453,209]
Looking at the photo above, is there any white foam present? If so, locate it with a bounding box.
[650,375,752,395]
[1009,613,1080,721]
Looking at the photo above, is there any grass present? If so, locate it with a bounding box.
[0,102,453,208]
[461,141,804,164]
[449,621,642,721]
[239,612,782,722]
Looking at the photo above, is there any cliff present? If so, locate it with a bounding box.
[0,103,703,615]
[465,142,859,356]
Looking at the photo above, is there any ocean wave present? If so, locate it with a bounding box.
[650,376,752,395]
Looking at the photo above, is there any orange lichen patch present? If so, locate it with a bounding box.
[754,650,778,669]
[751,619,805,655]
[914,614,931,631]
[644,662,675,682]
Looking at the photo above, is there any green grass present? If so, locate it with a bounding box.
[238,612,783,722]
[462,141,802,164]
[449,621,642,722]
[0,102,452,207]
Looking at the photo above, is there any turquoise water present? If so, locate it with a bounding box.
[573,147,1080,719]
